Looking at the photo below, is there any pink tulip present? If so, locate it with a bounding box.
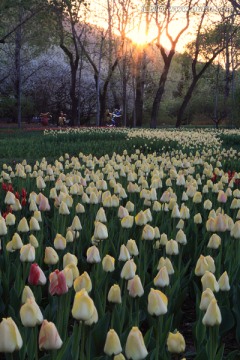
[38,193,50,211]
[28,263,47,286]
[49,270,68,296]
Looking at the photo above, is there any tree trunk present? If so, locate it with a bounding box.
[122,56,127,127]
[176,77,198,128]
[15,7,22,129]
[134,51,147,127]
[70,65,78,125]
[150,50,174,128]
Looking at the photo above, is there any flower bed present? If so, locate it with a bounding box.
[0,129,240,359]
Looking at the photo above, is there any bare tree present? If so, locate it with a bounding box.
[175,1,236,127]
[149,0,194,128]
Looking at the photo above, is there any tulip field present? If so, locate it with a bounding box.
[1,127,240,359]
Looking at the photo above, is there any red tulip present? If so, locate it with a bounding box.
[21,188,27,198]
[28,263,47,286]
[49,270,68,296]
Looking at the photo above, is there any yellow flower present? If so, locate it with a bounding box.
[167,331,186,354]
[72,289,95,321]
[154,266,170,287]
[207,234,221,249]
[126,239,139,256]
[0,318,23,352]
[20,298,43,327]
[108,284,122,304]
[22,286,35,304]
[201,271,219,292]
[218,271,230,291]
[125,327,148,360]
[74,271,92,293]
[104,329,122,356]
[44,247,59,265]
[142,224,155,240]
[202,299,222,326]
[17,217,29,233]
[166,240,179,255]
[121,215,134,229]
[121,259,137,280]
[147,288,168,316]
[127,275,144,298]
[199,288,215,311]
[54,233,67,250]
[102,255,115,272]
[63,253,78,268]
[20,244,35,262]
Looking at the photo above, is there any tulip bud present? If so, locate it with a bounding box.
[125,327,148,360]
[59,201,70,215]
[71,216,82,231]
[102,255,115,272]
[54,233,67,250]
[147,288,168,316]
[126,201,134,213]
[159,233,168,246]
[207,234,221,249]
[194,213,202,224]
[104,329,122,356]
[5,213,16,226]
[5,191,16,205]
[167,331,186,354]
[135,211,147,226]
[121,215,134,229]
[201,271,219,292]
[49,270,68,296]
[74,272,92,293]
[11,233,23,250]
[106,283,122,303]
[87,245,101,263]
[199,288,215,311]
[202,299,222,326]
[39,320,62,350]
[95,207,107,222]
[121,259,137,280]
[175,229,187,245]
[17,217,29,233]
[218,271,230,291]
[28,263,47,286]
[20,298,43,327]
[142,224,155,240]
[20,244,35,262]
[22,286,35,304]
[157,257,174,274]
[64,263,79,280]
[94,221,108,240]
[29,217,40,231]
[44,247,59,265]
[154,266,170,287]
[126,239,139,256]
[118,244,130,261]
[0,317,23,352]
[29,234,39,248]
[72,289,95,321]
[166,240,179,255]
[63,253,78,268]
[127,275,144,298]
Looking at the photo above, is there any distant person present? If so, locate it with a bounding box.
[58,111,66,127]
[40,112,50,126]
[105,109,112,125]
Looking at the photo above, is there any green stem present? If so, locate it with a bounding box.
[155,316,162,360]
[34,326,38,360]
[80,322,85,360]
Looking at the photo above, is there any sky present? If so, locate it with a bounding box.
[81,0,234,52]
